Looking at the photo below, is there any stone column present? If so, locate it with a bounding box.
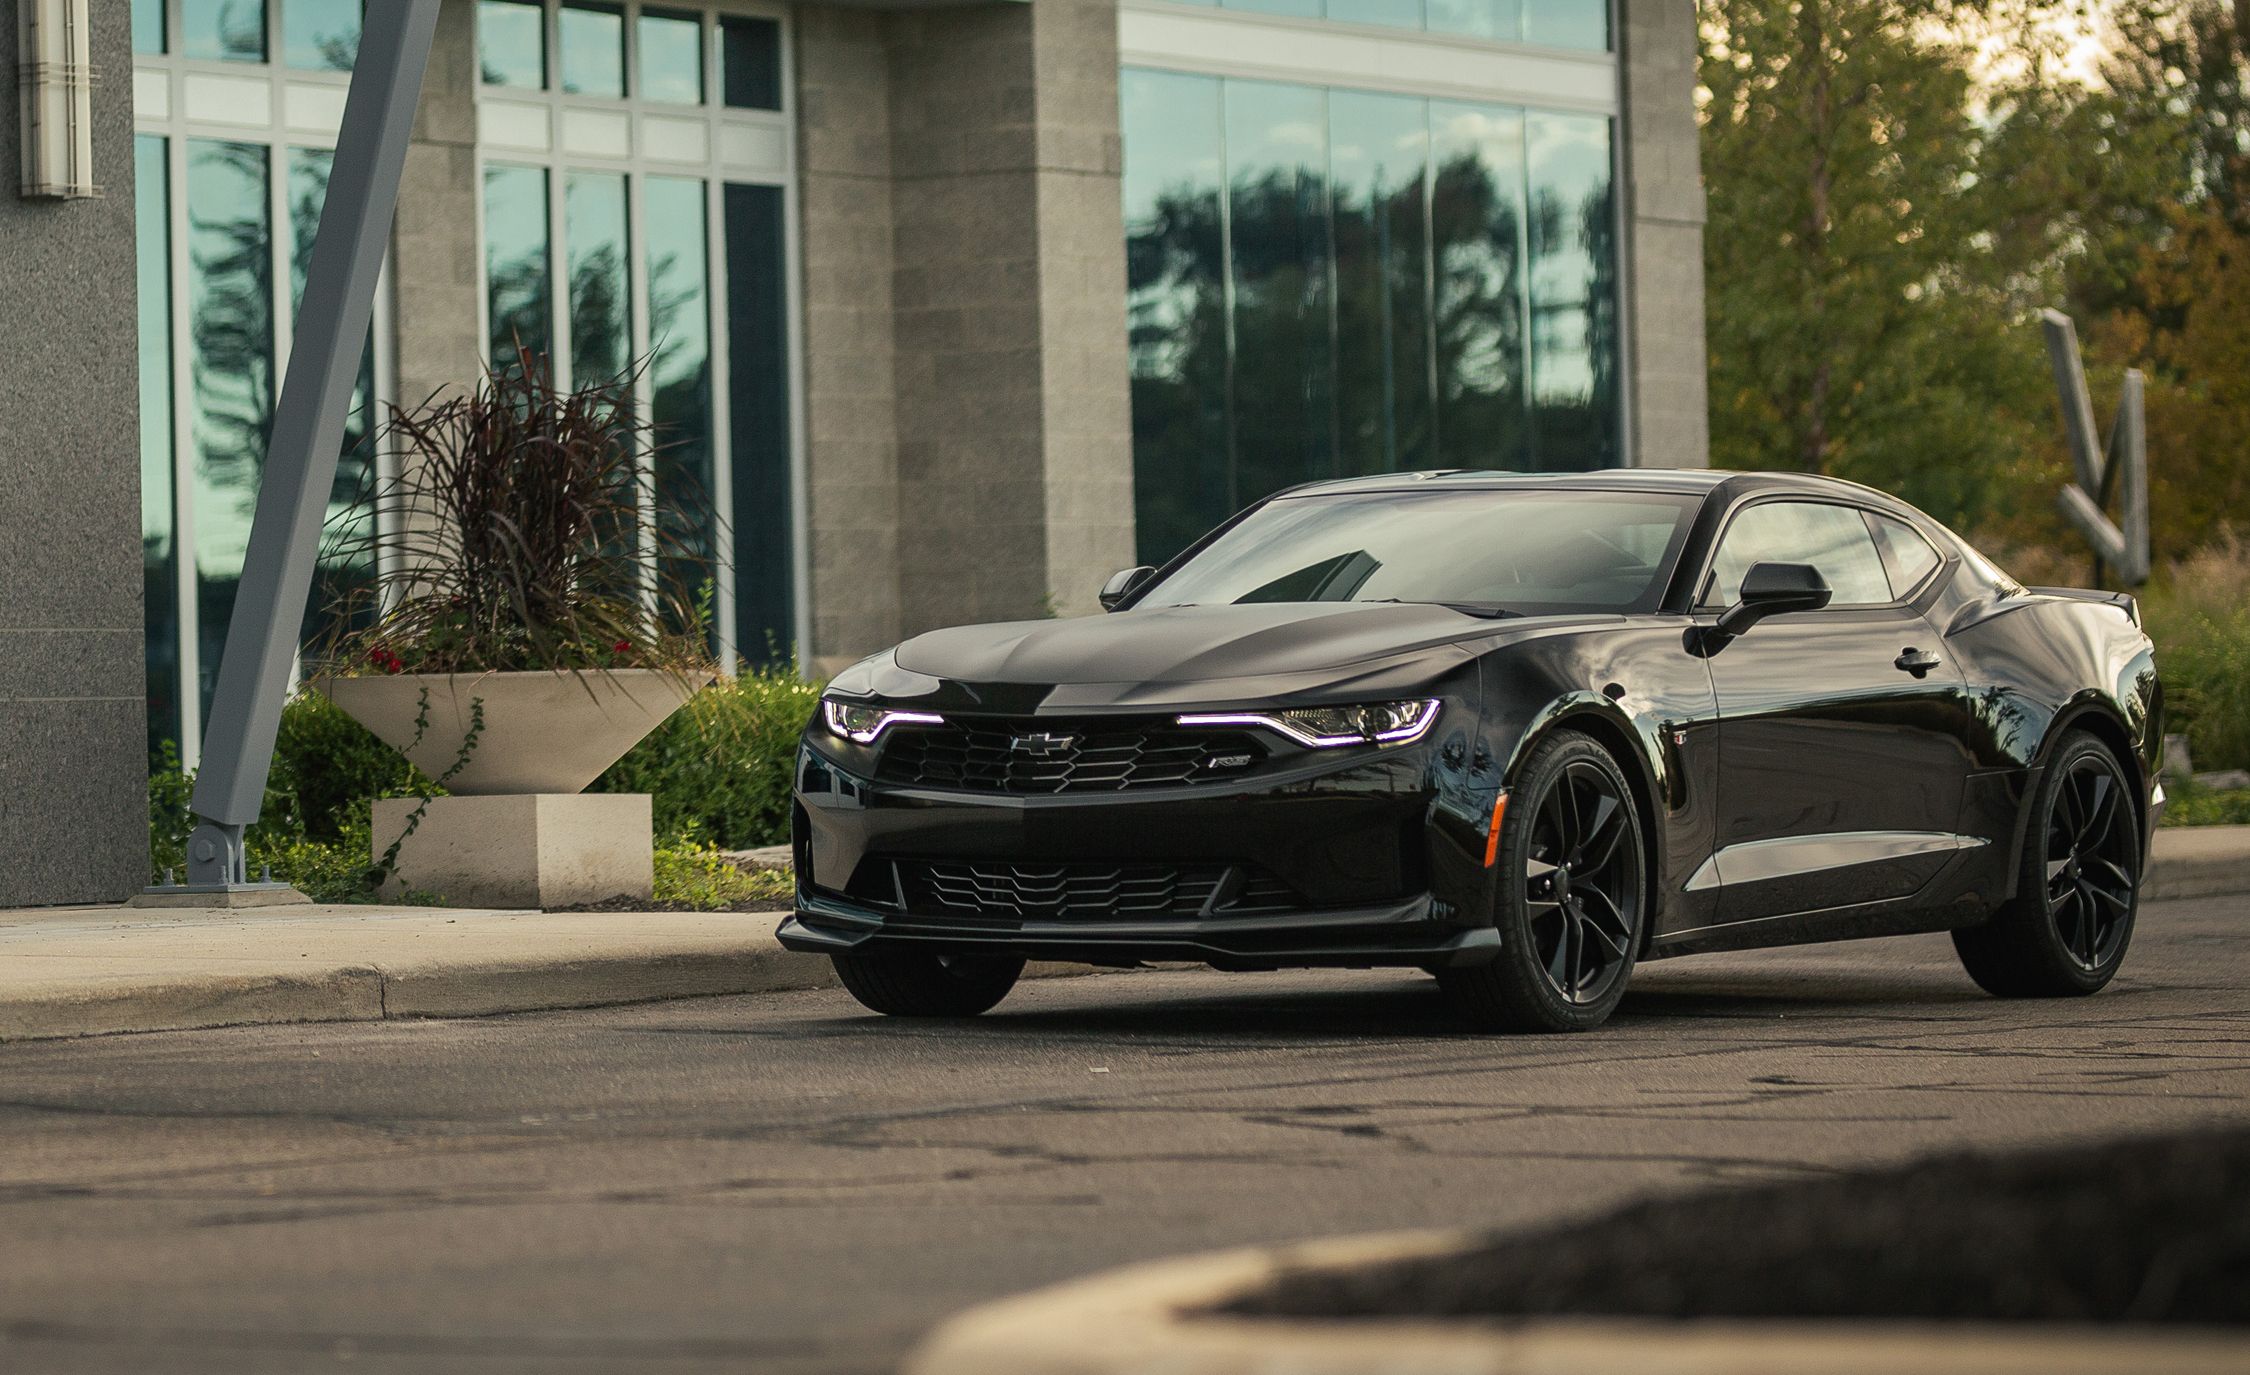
[1618,0,1710,470]
[0,0,149,905]
[797,8,905,669]
[390,0,484,410]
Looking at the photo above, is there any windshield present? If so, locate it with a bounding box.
[1138,489,1699,615]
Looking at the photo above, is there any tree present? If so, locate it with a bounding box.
[1700,1,2096,528]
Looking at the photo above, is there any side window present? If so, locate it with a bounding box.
[1871,514,1943,598]
[1704,502,1895,608]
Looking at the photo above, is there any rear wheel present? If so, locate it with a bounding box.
[1439,730,1647,1033]
[832,950,1026,1017]
[1953,732,2140,997]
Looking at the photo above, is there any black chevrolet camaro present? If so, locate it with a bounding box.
[779,470,2164,1032]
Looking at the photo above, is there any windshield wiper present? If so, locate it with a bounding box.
[1360,599,1521,620]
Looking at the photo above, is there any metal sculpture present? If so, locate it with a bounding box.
[2042,308,2150,587]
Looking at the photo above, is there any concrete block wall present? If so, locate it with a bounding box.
[1618,0,1710,471]
[0,0,152,905]
[798,6,906,664]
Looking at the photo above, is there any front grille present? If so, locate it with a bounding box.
[875,718,1268,795]
[888,860,1300,923]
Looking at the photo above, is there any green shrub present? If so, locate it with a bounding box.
[2162,784,2250,828]
[2142,533,2250,774]
[593,662,821,847]
[152,665,817,898]
[654,841,793,908]
[268,691,431,840]
[150,693,428,894]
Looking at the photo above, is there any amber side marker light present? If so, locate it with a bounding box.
[1482,792,1509,868]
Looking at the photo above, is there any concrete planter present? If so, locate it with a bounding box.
[907,1230,2250,1375]
[314,669,702,796]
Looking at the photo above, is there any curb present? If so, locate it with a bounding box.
[2146,824,2250,901]
[0,909,1104,1042]
[0,927,831,1042]
[903,1229,2250,1375]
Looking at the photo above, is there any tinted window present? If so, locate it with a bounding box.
[1705,502,1892,607]
[1140,490,1698,615]
[480,0,546,88]
[720,16,782,110]
[1871,514,1943,597]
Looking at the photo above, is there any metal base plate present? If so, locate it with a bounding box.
[129,884,313,910]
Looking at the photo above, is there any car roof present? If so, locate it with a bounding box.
[1276,468,1909,507]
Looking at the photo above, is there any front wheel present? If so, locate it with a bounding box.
[1953,732,2141,997]
[832,950,1026,1017]
[1439,730,1648,1033]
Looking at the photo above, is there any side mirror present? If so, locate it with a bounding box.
[1713,561,1832,642]
[1098,566,1154,612]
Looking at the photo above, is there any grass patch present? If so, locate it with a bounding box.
[654,841,794,909]
[2162,784,2250,828]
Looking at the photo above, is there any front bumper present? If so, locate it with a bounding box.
[780,723,1500,971]
[778,889,1501,971]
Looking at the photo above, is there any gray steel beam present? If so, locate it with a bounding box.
[178,0,444,887]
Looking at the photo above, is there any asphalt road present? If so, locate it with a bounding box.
[4,896,2248,1374]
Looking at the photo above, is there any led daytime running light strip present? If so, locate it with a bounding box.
[1174,699,1441,749]
[822,700,945,744]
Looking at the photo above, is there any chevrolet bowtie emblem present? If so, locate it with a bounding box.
[1010,732,1077,756]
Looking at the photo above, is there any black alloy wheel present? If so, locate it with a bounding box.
[2044,750,2138,971]
[1439,730,1647,1032]
[1954,732,2141,997]
[1525,759,1640,1005]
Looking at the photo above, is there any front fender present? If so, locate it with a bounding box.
[1471,627,1721,938]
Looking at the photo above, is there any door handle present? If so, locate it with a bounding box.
[1895,647,1942,678]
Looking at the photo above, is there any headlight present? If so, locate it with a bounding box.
[1176,699,1440,748]
[822,699,943,744]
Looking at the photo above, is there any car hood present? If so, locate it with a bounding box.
[879,602,1620,712]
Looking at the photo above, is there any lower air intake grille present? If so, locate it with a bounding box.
[890,860,1299,923]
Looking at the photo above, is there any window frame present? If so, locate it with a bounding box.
[1867,511,1950,604]
[471,0,803,672]
[132,0,400,767]
[1692,496,1932,615]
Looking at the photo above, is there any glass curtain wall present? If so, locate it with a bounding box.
[133,0,378,761]
[476,0,793,664]
[1183,0,1608,51]
[1123,69,1620,563]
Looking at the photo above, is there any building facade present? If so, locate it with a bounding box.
[0,0,1704,906]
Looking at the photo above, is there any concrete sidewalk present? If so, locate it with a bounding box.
[0,904,821,1041]
[4,824,2243,1043]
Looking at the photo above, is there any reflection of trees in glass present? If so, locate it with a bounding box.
[1127,169,1229,564]
[1431,139,1527,471]
[1332,96,1433,478]
[185,0,267,61]
[1122,75,1623,565]
[646,176,717,640]
[1525,156,1618,470]
[284,0,361,70]
[1125,146,1550,562]
[478,0,547,87]
[186,139,275,717]
[567,174,632,388]
[485,165,552,366]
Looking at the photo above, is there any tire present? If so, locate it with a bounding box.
[1953,731,2141,998]
[1439,730,1648,1033]
[831,950,1026,1018]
